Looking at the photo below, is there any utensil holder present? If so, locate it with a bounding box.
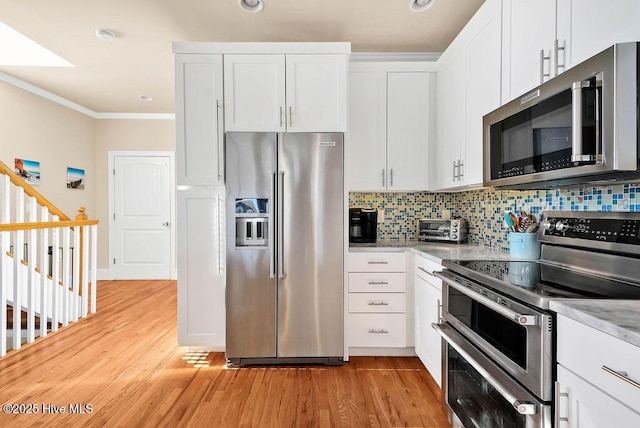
[508,232,541,259]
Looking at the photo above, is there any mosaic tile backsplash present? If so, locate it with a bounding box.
[349,183,640,252]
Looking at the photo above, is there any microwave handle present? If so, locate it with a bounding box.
[571,80,595,163]
[434,272,538,326]
[433,322,539,415]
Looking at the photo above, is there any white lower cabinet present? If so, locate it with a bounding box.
[555,315,640,427]
[346,252,412,352]
[177,188,225,349]
[414,255,444,386]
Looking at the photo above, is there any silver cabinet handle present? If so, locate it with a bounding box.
[368,280,389,285]
[390,168,394,187]
[368,329,388,334]
[217,194,223,275]
[458,160,464,179]
[554,381,570,426]
[382,169,385,187]
[452,160,458,181]
[279,106,284,128]
[540,49,551,83]
[368,301,389,306]
[417,266,435,277]
[554,39,566,76]
[288,106,293,128]
[434,272,538,326]
[367,261,388,265]
[602,365,640,389]
[277,171,285,279]
[433,323,539,416]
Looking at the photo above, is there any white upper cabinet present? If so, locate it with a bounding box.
[503,0,640,103]
[348,64,433,192]
[502,0,557,102]
[559,0,640,70]
[433,0,501,190]
[224,53,347,132]
[175,53,224,186]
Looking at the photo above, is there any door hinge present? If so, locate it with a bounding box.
[113,213,116,220]
[113,168,115,175]
[113,258,116,264]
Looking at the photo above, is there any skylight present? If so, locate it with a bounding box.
[0,21,73,67]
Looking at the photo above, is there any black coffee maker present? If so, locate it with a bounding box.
[349,208,378,243]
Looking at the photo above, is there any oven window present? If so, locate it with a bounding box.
[447,344,526,428]
[448,288,527,369]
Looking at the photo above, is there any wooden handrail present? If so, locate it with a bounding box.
[0,219,98,232]
[0,160,70,221]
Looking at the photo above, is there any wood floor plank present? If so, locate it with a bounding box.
[0,280,451,427]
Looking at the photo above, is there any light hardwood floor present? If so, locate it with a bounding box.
[0,280,451,427]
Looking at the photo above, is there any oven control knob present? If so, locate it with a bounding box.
[542,220,553,231]
[555,221,570,232]
[514,401,537,415]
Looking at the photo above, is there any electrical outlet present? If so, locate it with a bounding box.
[378,209,385,223]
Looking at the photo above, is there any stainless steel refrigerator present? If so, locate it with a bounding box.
[225,132,344,366]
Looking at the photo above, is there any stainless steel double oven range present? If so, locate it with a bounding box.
[433,211,640,428]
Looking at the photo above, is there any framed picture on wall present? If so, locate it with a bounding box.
[14,158,41,186]
[66,167,85,189]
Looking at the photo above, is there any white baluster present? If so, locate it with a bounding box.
[0,232,6,357]
[62,227,70,327]
[40,206,49,338]
[51,218,60,332]
[26,197,37,343]
[13,188,24,351]
[91,224,97,314]
[1,174,8,254]
[81,225,89,318]
[72,227,80,322]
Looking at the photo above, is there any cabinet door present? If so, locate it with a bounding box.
[560,0,640,70]
[434,53,465,190]
[175,54,224,186]
[285,54,348,132]
[387,72,430,191]
[347,71,387,191]
[557,365,640,428]
[503,0,557,101]
[224,54,285,132]
[177,188,225,348]
[415,274,443,386]
[463,2,501,187]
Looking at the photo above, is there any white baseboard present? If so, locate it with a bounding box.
[186,345,225,353]
[97,269,113,281]
[347,347,416,358]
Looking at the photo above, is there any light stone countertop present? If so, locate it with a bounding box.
[349,240,511,264]
[549,300,640,348]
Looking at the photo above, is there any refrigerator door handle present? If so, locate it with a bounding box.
[269,172,276,278]
[278,171,285,279]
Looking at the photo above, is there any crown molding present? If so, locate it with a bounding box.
[0,70,174,120]
[350,52,441,62]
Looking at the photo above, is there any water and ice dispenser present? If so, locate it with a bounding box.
[235,198,269,248]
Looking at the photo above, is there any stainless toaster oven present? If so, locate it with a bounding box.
[416,219,468,243]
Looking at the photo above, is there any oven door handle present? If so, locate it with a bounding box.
[432,322,539,416]
[434,272,538,326]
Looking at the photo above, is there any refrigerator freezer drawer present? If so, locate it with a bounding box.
[348,293,406,313]
[348,313,407,348]
[348,272,406,293]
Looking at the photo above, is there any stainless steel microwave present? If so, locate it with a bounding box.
[484,42,640,189]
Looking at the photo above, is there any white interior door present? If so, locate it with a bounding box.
[113,155,171,279]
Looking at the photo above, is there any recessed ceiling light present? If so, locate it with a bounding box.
[409,0,436,13]
[95,28,116,42]
[0,21,73,66]
[139,95,154,102]
[239,0,264,13]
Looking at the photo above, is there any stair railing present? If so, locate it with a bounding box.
[0,160,98,357]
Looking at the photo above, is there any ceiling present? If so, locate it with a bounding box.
[0,0,484,114]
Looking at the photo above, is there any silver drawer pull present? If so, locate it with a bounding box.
[367,261,389,265]
[417,266,435,276]
[368,329,389,334]
[368,301,389,306]
[368,281,389,285]
[602,365,640,389]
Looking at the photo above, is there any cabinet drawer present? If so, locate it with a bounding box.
[347,252,406,272]
[348,314,406,348]
[557,315,640,411]
[348,293,406,313]
[415,255,444,285]
[348,272,406,293]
